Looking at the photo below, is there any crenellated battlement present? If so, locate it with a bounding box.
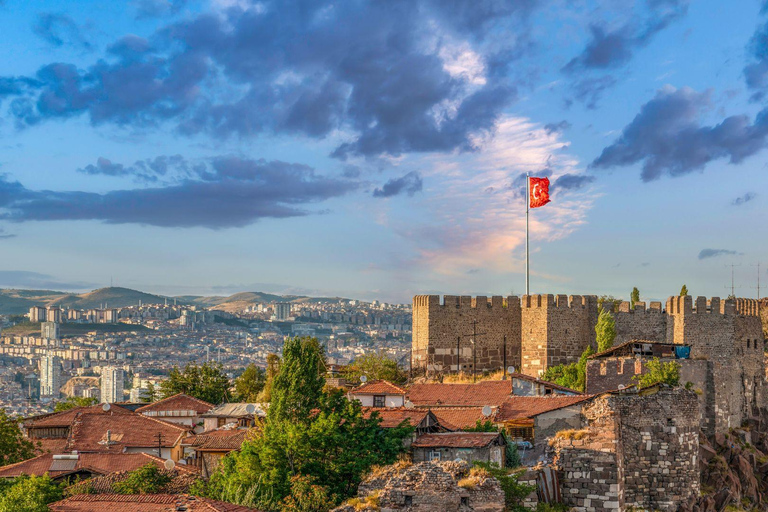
[520,294,597,310]
[412,295,520,310]
[612,301,664,314]
[664,296,754,316]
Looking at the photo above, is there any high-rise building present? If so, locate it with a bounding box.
[274,302,292,321]
[29,306,46,323]
[46,306,62,323]
[100,367,125,403]
[41,321,60,340]
[40,355,62,398]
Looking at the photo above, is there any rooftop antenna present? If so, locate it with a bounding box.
[725,263,741,298]
[752,262,762,300]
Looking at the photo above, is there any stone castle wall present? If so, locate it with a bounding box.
[610,301,667,344]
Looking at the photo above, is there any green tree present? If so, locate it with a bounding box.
[112,463,172,494]
[680,284,688,296]
[541,346,594,393]
[630,287,640,309]
[595,309,616,353]
[158,362,231,404]
[199,337,411,511]
[633,358,680,388]
[53,396,98,412]
[234,364,267,402]
[342,352,407,385]
[144,382,156,403]
[596,295,621,311]
[464,419,497,432]
[257,354,280,403]
[0,475,63,512]
[0,410,36,466]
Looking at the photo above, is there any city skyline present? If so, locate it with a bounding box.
[0,0,767,303]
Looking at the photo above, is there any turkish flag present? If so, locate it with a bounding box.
[529,177,551,209]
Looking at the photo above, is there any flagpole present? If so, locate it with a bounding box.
[525,172,529,296]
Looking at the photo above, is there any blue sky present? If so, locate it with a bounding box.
[0,0,766,304]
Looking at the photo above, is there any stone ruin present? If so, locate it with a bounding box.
[332,460,504,511]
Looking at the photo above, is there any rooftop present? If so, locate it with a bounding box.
[136,394,215,415]
[407,380,512,407]
[48,494,260,511]
[495,395,594,423]
[65,411,189,452]
[361,407,430,428]
[350,380,407,396]
[411,432,503,449]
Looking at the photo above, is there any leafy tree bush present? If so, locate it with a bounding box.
[158,362,230,404]
[595,309,616,353]
[53,396,97,412]
[234,364,266,402]
[0,410,36,466]
[342,352,407,385]
[0,475,63,512]
[464,419,497,432]
[112,463,172,494]
[198,337,412,511]
[630,287,640,309]
[257,353,280,403]
[680,284,688,296]
[634,358,680,388]
[541,346,594,392]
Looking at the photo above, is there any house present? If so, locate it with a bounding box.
[348,380,407,408]
[185,428,251,478]
[411,432,506,466]
[495,395,594,449]
[48,494,261,511]
[200,403,266,432]
[23,403,133,445]
[0,452,195,481]
[136,393,215,433]
[362,407,447,447]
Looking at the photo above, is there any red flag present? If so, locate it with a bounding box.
[529,177,551,209]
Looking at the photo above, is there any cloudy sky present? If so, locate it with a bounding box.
[0,0,766,303]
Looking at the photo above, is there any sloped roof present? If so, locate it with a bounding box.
[407,380,513,407]
[411,432,503,449]
[65,411,189,452]
[350,380,407,396]
[200,403,266,418]
[495,395,594,422]
[65,465,199,496]
[362,407,430,428]
[0,452,197,479]
[188,429,250,452]
[48,494,261,511]
[589,340,682,359]
[431,407,494,431]
[24,403,132,429]
[136,394,214,415]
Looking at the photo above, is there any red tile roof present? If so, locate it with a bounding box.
[407,380,513,407]
[495,395,594,422]
[189,429,250,452]
[65,411,189,453]
[431,407,494,431]
[136,394,215,415]
[362,408,430,428]
[24,403,132,429]
[508,373,583,395]
[0,452,197,479]
[411,432,503,449]
[48,494,261,511]
[34,437,68,455]
[350,380,407,396]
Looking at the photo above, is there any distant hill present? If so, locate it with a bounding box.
[0,286,351,316]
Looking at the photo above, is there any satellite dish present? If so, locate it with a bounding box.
[164,459,175,470]
[102,403,111,412]
[481,405,492,417]
[507,366,516,374]
[359,375,368,383]
[404,401,414,409]
[618,384,625,390]
[245,404,256,415]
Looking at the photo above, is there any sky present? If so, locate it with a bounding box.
[0,0,767,304]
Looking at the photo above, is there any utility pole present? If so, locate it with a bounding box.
[155,432,164,458]
[725,263,741,298]
[751,262,762,299]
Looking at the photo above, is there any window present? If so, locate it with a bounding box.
[373,395,385,408]
[404,495,413,506]
[748,340,751,349]
[429,450,441,461]
[461,497,469,506]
